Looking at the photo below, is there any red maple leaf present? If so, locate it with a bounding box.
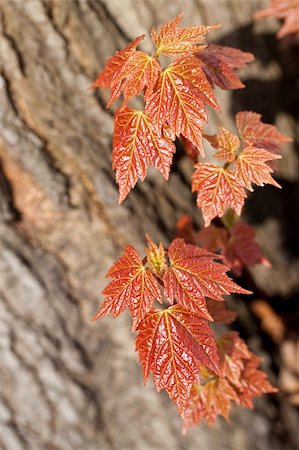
[176,217,266,277]
[151,13,219,57]
[217,332,251,387]
[224,222,269,276]
[163,239,249,318]
[198,221,268,276]
[183,332,277,430]
[237,354,278,408]
[135,305,221,415]
[235,146,281,190]
[90,35,145,107]
[198,44,254,90]
[93,245,162,331]
[182,384,210,431]
[236,111,292,154]
[115,51,161,109]
[183,375,239,430]
[198,224,228,252]
[254,0,299,39]
[113,108,175,202]
[192,163,247,226]
[206,299,237,325]
[204,127,240,162]
[146,56,219,154]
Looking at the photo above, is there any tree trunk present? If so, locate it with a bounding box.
[0,1,298,449]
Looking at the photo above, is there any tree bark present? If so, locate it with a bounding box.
[0,1,298,449]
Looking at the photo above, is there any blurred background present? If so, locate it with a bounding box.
[0,0,298,449]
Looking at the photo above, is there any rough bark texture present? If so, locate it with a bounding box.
[0,1,298,449]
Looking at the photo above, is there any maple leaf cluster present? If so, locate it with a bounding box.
[94,236,276,423]
[192,111,291,226]
[91,13,254,203]
[91,14,283,430]
[176,214,269,276]
[91,13,290,228]
[255,0,299,39]
[94,237,246,329]
[183,332,277,430]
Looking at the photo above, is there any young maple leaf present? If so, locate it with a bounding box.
[198,224,228,253]
[183,332,277,430]
[235,147,282,191]
[237,354,278,408]
[236,111,292,154]
[254,0,299,39]
[90,35,145,107]
[135,305,221,415]
[204,127,240,162]
[182,384,210,430]
[183,375,239,430]
[146,56,219,155]
[145,234,166,276]
[192,163,247,226]
[113,108,175,202]
[163,238,249,319]
[198,221,268,276]
[206,299,237,325]
[115,51,161,110]
[217,332,251,387]
[151,13,219,57]
[224,222,269,276]
[93,245,162,331]
[198,44,254,90]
